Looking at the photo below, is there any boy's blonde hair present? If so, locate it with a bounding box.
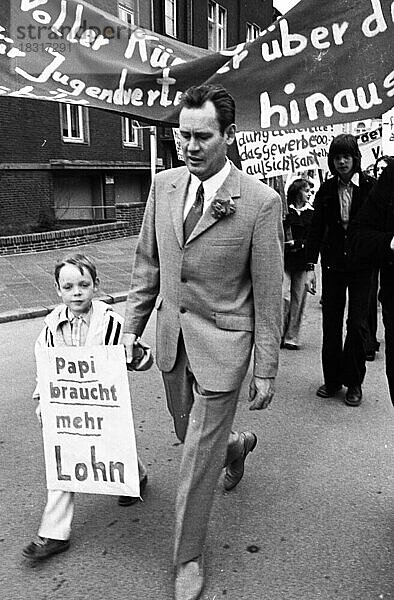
[54,253,97,284]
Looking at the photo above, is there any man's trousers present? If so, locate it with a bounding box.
[381,287,394,406]
[162,335,245,566]
[321,267,372,389]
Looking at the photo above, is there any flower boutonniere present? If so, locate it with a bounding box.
[210,197,236,220]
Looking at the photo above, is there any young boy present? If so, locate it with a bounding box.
[23,253,149,561]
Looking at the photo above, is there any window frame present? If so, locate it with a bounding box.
[122,117,143,148]
[246,22,262,43]
[60,103,89,144]
[164,0,177,38]
[208,1,227,51]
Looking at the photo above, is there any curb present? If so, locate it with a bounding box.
[0,292,129,324]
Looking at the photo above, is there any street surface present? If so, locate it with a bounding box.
[0,296,392,600]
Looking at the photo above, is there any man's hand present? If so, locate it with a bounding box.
[248,376,275,410]
[121,332,137,364]
[306,270,317,295]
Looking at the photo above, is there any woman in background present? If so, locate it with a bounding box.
[282,178,314,350]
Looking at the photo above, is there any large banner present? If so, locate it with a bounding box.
[37,345,140,496]
[236,120,383,178]
[0,0,393,130]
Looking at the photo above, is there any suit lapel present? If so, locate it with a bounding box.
[186,165,241,244]
[169,169,190,248]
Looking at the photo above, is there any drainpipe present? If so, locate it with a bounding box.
[150,126,157,181]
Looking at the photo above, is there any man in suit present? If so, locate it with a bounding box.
[122,84,283,600]
[306,134,375,407]
[349,158,394,405]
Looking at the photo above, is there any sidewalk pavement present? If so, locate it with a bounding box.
[0,236,138,323]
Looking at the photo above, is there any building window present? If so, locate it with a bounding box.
[119,2,138,26]
[122,117,143,147]
[208,1,227,51]
[246,22,261,42]
[60,104,89,143]
[164,0,177,37]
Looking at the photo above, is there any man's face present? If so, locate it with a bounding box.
[179,100,235,181]
[333,153,354,181]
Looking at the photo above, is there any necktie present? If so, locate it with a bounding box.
[184,183,204,242]
[71,316,84,347]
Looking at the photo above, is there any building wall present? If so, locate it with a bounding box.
[0,98,152,164]
[0,169,53,233]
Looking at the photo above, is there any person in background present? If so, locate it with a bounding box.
[282,178,314,350]
[349,157,394,405]
[306,134,375,407]
[22,254,149,561]
[122,83,283,600]
[364,156,390,361]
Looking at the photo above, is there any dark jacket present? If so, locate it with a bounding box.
[307,173,375,272]
[349,160,394,296]
[284,205,314,272]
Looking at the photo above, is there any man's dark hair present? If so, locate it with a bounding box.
[327,133,362,175]
[287,178,312,206]
[55,253,97,284]
[180,84,235,135]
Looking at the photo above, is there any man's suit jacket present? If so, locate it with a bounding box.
[349,161,394,297]
[124,163,283,392]
[307,173,375,272]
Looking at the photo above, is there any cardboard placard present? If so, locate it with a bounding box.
[37,345,139,496]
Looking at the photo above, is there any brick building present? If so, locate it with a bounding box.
[0,0,274,248]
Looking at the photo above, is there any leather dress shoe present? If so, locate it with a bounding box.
[175,555,204,600]
[316,384,342,398]
[223,432,257,491]
[345,385,362,406]
[22,537,70,560]
[118,474,147,506]
[365,351,376,361]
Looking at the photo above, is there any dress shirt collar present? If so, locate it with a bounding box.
[184,160,231,220]
[338,172,359,188]
[189,159,231,203]
[289,203,314,215]
[64,305,92,326]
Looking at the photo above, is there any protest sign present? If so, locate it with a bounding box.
[37,345,140,496]
[356,124,383,172]
[237,119,383,178]
[236,125,344,178]
[172,128,184,162]
[0,0,392,130]
[382,107,394,156]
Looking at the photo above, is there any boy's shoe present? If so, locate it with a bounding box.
[22,537,70,560]
[118,475,148,506]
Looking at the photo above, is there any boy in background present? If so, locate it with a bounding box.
[23,253,149,561]
[306,134,375,406]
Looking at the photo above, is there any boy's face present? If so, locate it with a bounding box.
[333,153,354,181]
[55,264,98,316]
